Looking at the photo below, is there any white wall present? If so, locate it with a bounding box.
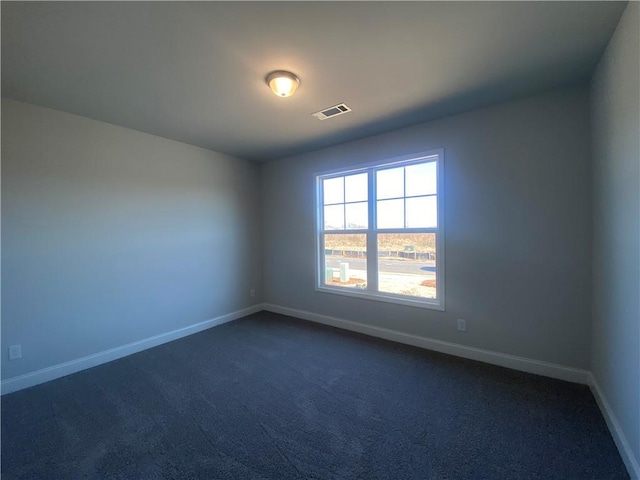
[262,86,593,370]
[1,99,262,382]
[591,2,640,475]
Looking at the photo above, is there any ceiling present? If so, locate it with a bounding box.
[1,2,626,162]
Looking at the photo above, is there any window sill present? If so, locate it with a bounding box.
[315,285,445,311]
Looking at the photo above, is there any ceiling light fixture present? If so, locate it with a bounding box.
[266,71,300,97]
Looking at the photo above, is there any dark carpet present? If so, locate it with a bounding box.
[1,311,629,479]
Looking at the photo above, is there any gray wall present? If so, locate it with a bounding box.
[262,86,592,369]
[591,1,640,467]
[1,99,262,380]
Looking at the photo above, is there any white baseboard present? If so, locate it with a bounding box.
[263,303,591,384]
[589,374,640,479]
[1,304,264,395]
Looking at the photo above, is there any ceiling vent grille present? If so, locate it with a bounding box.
[312,103,352,120]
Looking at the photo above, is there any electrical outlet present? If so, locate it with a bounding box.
[457,319,467,332]
[250,289,255,297]
[9,345,22,360]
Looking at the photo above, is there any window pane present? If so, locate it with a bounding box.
[324,204,344,230]
[345,173,368,203]
[406,162,437,197]
[323,234,367,289]
[323,177,344,204]
[376,167,404,199]
[405,196,437,228]
[377,233,436,298]
[377,199,404,229]
[345,202,368,229]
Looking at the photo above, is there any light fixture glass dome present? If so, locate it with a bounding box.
[266,71,300,97]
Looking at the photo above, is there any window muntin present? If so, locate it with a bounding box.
[376,163,437,229]
[316,151,444,310]
[322,173,369,230]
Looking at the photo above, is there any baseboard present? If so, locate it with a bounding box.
[1,304,264,395]
[263,303,591,385]
[589,374,640,479]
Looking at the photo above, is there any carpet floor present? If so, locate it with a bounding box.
[1,311,629,479]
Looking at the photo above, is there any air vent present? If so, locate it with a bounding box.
[312,103,352,120]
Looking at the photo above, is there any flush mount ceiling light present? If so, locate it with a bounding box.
[266,70,300,97]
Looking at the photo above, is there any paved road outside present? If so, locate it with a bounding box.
[325,256,436,275]
[325,265,437,299]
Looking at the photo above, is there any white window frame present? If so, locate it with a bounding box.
[314,149,445,311]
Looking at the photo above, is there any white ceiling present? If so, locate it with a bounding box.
[1,2,626,162]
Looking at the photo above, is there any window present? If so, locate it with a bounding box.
[316,150,444,310]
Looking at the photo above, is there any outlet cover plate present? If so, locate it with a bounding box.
[9,345,22,360]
